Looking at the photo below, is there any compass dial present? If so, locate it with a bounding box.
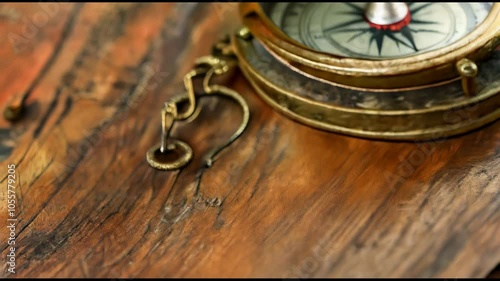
[267,2,493,59]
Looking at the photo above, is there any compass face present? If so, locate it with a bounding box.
[265,2,493,59]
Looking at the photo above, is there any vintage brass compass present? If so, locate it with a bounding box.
[147,2,500,170]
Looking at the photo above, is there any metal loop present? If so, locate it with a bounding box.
[199,86,250,168]
[146,140,193,171]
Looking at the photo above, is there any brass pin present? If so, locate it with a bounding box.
[456,58,478,97]
[3,92,28,122]
[236,27,253,41]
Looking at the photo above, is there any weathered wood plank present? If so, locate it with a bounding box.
[0,3,498,278]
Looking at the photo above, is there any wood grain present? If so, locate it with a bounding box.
[0,3,499,278]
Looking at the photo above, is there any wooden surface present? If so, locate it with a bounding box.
[0,3,499,278]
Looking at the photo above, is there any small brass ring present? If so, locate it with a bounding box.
[146,140,193,171]
[456,58,478,77]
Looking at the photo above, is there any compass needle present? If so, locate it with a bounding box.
[400,27,419,52]
[410,19,439,25]
[374,30,385,56]
[385,32,413,50]
[409,28,445,35]
[346,29,370,43]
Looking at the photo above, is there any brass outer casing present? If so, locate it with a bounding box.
[239,3,500,91]
[231,34,500,140]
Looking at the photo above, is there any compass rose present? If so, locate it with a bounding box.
[323,3,444,56]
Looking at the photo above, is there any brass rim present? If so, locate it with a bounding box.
[240,3,500,90]
[232,34,500,141]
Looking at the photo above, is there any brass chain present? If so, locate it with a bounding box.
[146,37,250,171]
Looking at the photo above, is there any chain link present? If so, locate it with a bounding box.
[147,40,249,171]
